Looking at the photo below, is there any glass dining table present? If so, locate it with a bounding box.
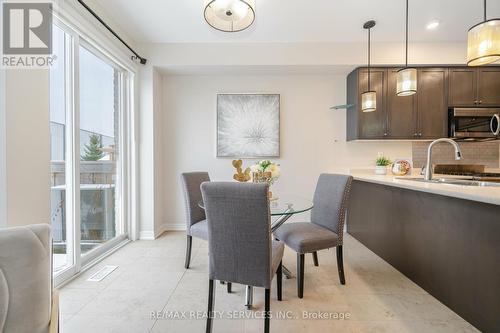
[199,195,314,309]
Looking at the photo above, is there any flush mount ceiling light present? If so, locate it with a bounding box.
[204,0,255,32]
[397,0,417,96]
[426,19,440,30]
[361,20,377,113]
[467,0,500,66]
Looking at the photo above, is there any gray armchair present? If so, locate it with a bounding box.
[201,182,284,333]
[181,172,210,269]
[0,224,59,333]
[274,174,353,298]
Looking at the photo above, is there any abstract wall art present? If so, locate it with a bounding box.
[217,94,280,158]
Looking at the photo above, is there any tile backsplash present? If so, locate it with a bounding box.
[412,141,500,169]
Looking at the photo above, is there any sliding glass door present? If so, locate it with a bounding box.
[50,21,130,283]
[78,43,125,257]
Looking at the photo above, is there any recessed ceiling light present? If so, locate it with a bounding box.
[426,20,440,30]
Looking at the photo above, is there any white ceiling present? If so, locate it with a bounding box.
[94,0,500,44]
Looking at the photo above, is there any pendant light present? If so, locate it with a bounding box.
[396,0,417,96]
[204,0,255,32]
[467,0,500,66]
[361,20,377,113]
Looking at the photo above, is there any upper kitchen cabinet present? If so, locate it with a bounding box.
[448,68,477,106]
[477,67,500,106]
[347,65,500,141]
[386,68,416,139]
[449,67,500,107]
[417,68,448,139]
[347,68,387,140]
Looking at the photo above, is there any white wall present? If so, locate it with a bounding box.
[161,74,411,229]
[138,67,155,238]
[0,68,6,227]
[153,69,164,236]
[4,69,50,227]
[140,42,467,68]
[138,66,165,239]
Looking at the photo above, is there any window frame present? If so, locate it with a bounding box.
[51,16,136,286]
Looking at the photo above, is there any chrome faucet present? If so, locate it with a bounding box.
[424,138,462,181]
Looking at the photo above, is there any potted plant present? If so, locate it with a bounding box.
[375,156,391,175]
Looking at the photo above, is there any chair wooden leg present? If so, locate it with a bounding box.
[337,246,346,285]
[227,282,232,293]
[297,253,305,298]
[312,251,319,266]
[277,261,282,301]
[206,279,215,333]
[264,288,271,333]
[184,235,192,269]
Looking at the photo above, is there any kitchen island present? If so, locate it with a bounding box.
[347,171,500,333]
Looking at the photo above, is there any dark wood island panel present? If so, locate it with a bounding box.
[347,180,500,333]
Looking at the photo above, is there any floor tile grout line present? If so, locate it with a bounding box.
[62,268,127,321]
[149,267,190,332]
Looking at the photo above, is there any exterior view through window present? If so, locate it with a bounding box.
[50,21,128,281]
[79,44,122,255]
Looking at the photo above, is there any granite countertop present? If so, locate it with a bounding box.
[348,169,500,206]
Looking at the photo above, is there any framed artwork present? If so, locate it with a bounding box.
[217,93,280,158]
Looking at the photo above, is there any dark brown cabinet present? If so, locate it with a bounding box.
[347,66,500,141]
[448,68,476,106]
[477,67,500,106]
[417,68,448,138]
[449,67,500,106]
[357,68,387,139]
[386,68,416,138]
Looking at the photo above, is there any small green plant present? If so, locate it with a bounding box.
[375,156,392,167]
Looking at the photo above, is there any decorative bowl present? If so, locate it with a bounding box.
[392,160,411,176]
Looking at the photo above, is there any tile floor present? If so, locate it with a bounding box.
[60,232,479,333]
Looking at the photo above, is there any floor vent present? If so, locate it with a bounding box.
[87,265,118,282]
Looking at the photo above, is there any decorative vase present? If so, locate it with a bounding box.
[391,159,412,176]
[374,166,387,175]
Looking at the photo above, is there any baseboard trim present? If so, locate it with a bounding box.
[154,223,168,238]
[140,224,186,240]
[163,223,186,231]
[139,230,155,240]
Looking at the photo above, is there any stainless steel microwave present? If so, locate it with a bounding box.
[449,108,500,140]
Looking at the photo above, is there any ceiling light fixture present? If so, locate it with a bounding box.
[204,0,255,32]
[361,20,377,113]
[426,20,440,30]
[467,0,500,66]
[397,0,417,97]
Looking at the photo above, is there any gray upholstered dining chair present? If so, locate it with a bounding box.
[0,224,59,333]
[201,182,284,333]
[181,172,210,269]
[274,173,353,298]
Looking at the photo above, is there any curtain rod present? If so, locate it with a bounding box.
[76,0,147,65]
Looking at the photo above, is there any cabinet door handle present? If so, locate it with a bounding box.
[384,133,388,136]
[414,133,418,136]
[479,100,482,104]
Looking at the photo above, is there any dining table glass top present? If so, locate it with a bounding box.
[268,196,313,216]
[199,195,313,216]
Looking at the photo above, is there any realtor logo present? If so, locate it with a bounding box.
[3,2,52,55]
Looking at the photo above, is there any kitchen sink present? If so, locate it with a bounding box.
[397,177,500,187]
